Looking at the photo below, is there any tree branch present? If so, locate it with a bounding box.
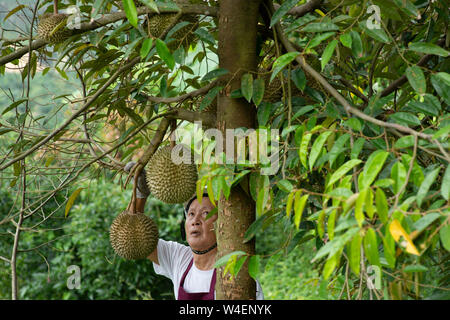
[268,2,449,162]
[380,38,446,98]
[141,79,218,103]
[124,117,170,190]
[0,3,217,67]
[273,0,322,17]
[165,108,216,127]
[0,57,140,172]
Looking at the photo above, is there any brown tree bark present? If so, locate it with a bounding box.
[215,0,261,300]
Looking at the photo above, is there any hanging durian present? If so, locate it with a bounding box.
[37,13,71,44]
[109,210,159,260]
[146,144,198,204]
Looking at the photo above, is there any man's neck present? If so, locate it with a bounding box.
[193,248,217,270]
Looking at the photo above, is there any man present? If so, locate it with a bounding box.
[125,162,264,300]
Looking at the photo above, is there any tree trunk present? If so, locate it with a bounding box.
[215,0,261,300]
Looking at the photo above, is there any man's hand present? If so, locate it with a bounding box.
[124,161,150,199]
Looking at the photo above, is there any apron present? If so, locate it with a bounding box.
[178,258,216,300]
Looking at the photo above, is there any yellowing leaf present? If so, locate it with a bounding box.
[65,188,84,218]
[389,219,420,255]
[315,9,326,17]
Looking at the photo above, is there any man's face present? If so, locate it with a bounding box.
[185,197,217,251]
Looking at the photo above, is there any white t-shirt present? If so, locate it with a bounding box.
[153,239,264,300]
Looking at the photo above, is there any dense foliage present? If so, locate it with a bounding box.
[0,0,449,300]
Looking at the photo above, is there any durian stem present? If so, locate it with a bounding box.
[169,119,177,149]
[53,0,58,14]
[130,172,139,214]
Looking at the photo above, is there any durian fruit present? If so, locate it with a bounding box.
[109,210,159,260]
[37,13,71,44]
[259,63,328,104]
[147,13,197,50]
[146,145,198,204]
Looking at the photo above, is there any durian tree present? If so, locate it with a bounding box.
[1,0,450,300]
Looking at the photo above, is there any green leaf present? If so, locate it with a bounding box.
[391,161,407,196]
[360,21,390,43]
[139,0,159,13]
[375,188,388,224]
[199,86,223,111]
[270,0,299,27]
[328,133,350,167]
[307,32,336,50]
[365,188,375,219]
[286,191,295,218]
[155,39,175,70]
[256,186,269,217]
[122,0,138,28]
[406,66,426,95]
[299,132,312,169]
[321,39,338,71]
[281,125,299,138]
[441,165,450,201]
[323,251,339,280]
[327,159,362,187]
[257,102,272,126]
[2,98,28,115]
[140,38,153,59]
[360,150,389,190]
[248,255,260,280]
[440,225,450,252]
[291,68,306,91]
[339,32,352,48]
[431,74,450,105]
[270,52,299,83]
[389,112,421,127]
[355,189,367,227]
[241,73,253,103]
[278,179,293,193]
[351,137,365,160]
[294,193,308,229]
[407,94,441,117]
[348,233,362,275]
[233,255,247,277]
[65,188,84,218]
[393,0,420,18]
[409,42,450,57]
[302,22,339,33]
[374,179,393,188]
[214,251,247,268]
[433,124,450,140]
[364,228,380,267]
[350,30,363,59]
[394,135,415,149]
[312,227,359,261]
[344,118,362,132]
[4,4,27,22]
[252,78,265,106]
[435,72,450,87]
[403,264,428,273]
[309,130,332,170]
[416,167,441,207]
[413,212,441,233]
[383,229,396,268]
